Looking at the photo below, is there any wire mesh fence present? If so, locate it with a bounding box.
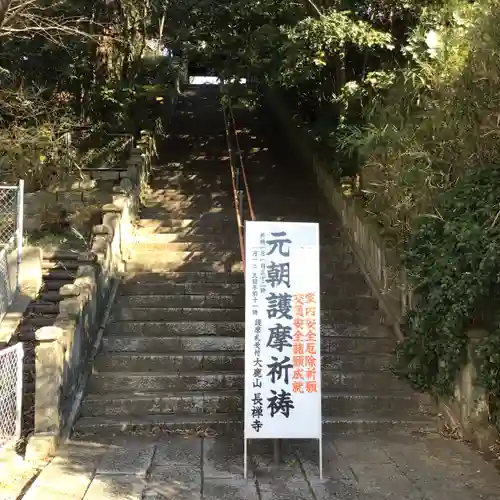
[0,343,23,450]
[0,181,24,323]
[0,187,17,245]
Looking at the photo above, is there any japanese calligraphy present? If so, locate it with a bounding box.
[266,232,291,257]
[266,292,292,320]
[267,356,293,384]
[291,293,318,394]
[266,261,290,288]
[266,323,292,352]
[245,221,320,441]
[267,389,294,417]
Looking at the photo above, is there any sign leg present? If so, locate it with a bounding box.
[319,438,323,480]
[244,438,248,479]
[273,439,280,465]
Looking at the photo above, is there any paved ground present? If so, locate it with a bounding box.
[19,431,500,500]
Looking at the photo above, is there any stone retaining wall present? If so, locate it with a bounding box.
[263,87,499,454]
[25,135,153,461]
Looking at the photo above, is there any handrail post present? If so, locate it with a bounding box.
[239,188,244,223]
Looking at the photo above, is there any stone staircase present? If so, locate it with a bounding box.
[73,84,433,436]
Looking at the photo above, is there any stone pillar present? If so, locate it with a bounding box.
[460,329,497,449]
[25,326,65,461]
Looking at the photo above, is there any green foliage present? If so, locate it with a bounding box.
[350,0,499,244]
[379,1,500,429]
[278,11,394,85]
[0,0,163,187]
[395,164,500,426]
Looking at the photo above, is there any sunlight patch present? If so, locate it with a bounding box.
[188,76,247,85]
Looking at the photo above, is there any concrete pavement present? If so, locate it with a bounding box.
[20,430,500,500]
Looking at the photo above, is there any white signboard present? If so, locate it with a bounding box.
[244,221,321,444]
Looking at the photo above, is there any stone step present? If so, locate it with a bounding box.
[80,391,425,419]
[131,240,354,261]
[87,372,244,393]
[119,281,245,296]
[105,320,389,339]
[113,293,378,311]
[92,352,391,374]
[125,253,243,274]
[139,207,237,219]
[101,335,394,354]
[27,303,59,314]
[141,193,310,206]
[106,320,244,337]
[102,335,245,353]
[72,413,433,437]
[122,271,245,284]
[134,219,344,238]
[110,306,379,324]
[129,238,347,255]
[86,370,408,394]
[41,260,81,270]
[146,180,233,196]
[80,391,243,417]
[111,307,244,322]
[93,352,245,373]
[122,270,370,286]
[139,205,333,220]
[134,224,343,242]
[117,276,370,296]
[131,238,238,252]
[135,221,237,235]
[128,247,358,273]
[138,216,237,229]
[40,279,74,291]
[41,250,96,262]
[141,189,228,202]
[130,248,242,261]
[20,316,57,328]
[41,269,77,280]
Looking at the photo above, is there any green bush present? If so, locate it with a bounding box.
[396,164,500,429]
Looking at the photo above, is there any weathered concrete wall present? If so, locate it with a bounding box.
[263,87,499,454]
[0,247,43,346]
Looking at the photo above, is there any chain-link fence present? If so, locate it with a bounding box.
[0,343,24,450]
[0,181,24,323]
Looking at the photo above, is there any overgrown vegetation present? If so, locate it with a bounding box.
[0,0,178,190]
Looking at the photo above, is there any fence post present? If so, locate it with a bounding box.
[16,179,24,293]
[14,342,24,440]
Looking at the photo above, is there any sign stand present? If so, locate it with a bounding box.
[243,221,323,482]
[243,438,323,480]
[244,438,248,479]
[319,437,323,480]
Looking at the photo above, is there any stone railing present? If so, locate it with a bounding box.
[25,140,152,460]
[263,87,498,453]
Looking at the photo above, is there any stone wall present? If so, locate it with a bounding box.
[25,137,153,461]
[23,179,112,234]
[262,87,499,454]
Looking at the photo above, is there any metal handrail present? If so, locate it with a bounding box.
[227,101,256,221]
[221,95,256,274]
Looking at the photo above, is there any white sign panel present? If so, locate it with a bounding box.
[244,221,321,440]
